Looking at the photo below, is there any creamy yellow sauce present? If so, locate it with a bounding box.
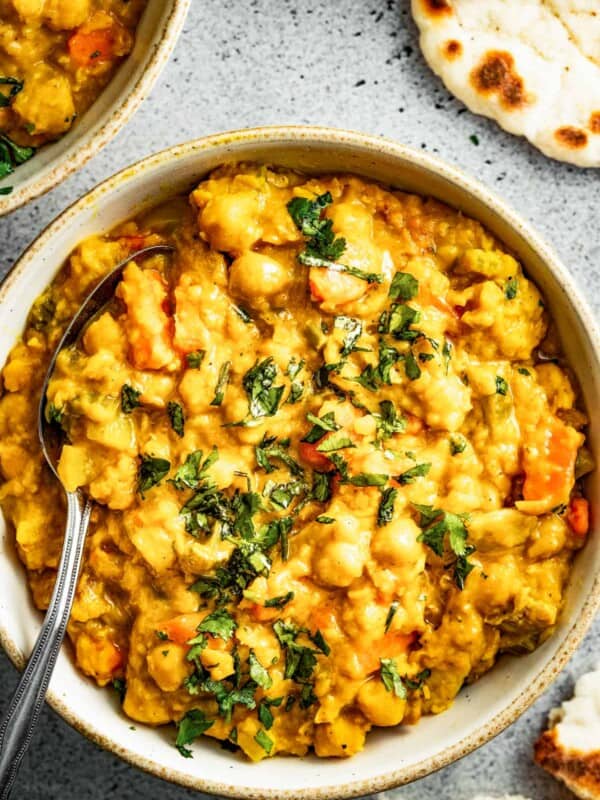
[0,165,591,761]
[0,0,146,177]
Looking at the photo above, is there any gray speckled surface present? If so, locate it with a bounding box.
[0,1,598,798]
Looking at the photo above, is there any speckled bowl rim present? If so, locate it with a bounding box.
[0,0,190,216]
[1,125,599,799]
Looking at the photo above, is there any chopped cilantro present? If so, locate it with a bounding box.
[413,503,475,589]
[389,272,419,301]
[175,710,214,758]
[375,400,406,443]
[384,600,399,633]
[254,729,273,754]
[380,304,422,342]
[138,455,170,496]
[495,376,508,396]
[315,431,355,453]
[449,435,467,455]
[504,277,518,300]
[347,472,388,487]
[377,486,397,527]
[334,315,363,357]
[287,192,381,283]
[210,361,231,406]
[167,401,185,437]
[120,384,141,413]
[403,350,421,381]
[255,434,303,475]
[264,591,294,608]
[396,462,431,485]
[248,650,273,689]
[186,350,205,369]
[316,515,335,524]
[302,411,339,444]
[232,304,252,323]
[198,608,237,640]
[380,658,407,699]
[243,358,285,419]
[45,402,64,426]
[517,367,531,376]
[170,447,218,491]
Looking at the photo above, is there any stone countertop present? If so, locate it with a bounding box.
[0,1,598,798]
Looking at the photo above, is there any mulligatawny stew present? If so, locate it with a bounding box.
[0,0,147,192]
[0,164,592,761]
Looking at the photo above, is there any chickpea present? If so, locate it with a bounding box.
[313,540,366,588]
[229,251,291,304]
[357,678,407,726]
[146,643,190,693]
[372,517,424,570]
[199,192,262,254]
[43,0,90,29]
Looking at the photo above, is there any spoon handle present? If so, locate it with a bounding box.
[0,492,92,799]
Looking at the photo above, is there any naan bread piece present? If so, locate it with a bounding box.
[535,665,600,799]
[411,0,600,167]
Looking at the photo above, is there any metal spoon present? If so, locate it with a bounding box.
[0,244,174,798]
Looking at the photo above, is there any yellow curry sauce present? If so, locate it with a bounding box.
[0,0,146,182]
[0,165,592,761]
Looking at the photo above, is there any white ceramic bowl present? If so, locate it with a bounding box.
[0,127,599,799]
[0,0,190,216]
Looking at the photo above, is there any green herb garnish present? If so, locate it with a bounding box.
[168,401,185,437]
[211,361,231,406]
[175,710,214,758]
[121,384,141,414]
[389,272,419,301]
[138,455,170,495]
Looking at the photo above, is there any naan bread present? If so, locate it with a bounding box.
[535,665,600,799]
[411,0,600,167]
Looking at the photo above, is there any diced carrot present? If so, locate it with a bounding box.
[173,273,208,354]
[116,262,175,370]
[309,267,368,307]
[358,631,416,674]
[567,497,590,537]
[69,27,116,67]
[298,440,334,472]
[162,613,205,645]
[522,417,580,507]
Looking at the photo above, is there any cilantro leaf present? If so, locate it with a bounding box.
[375,400,406,443]
[121,384,141,413]
[175,710,214,758]
[389,272,419,301]
[248,650,273,689]
[396,462,431,485]
[264,591,294,608]
[243,358,285,419]
[167,401,185,437]
[210,361,231,406]
[138,455,170,496]
[380,304,422,342]
[346,473,388,487]
[302,411,339,444]
[255,434,303,475]
[186,350,205,369]
[254,729,273,754]
[403,350,421,381]
[413,504,475,589]
[45,402,64,426]
[198,608,237,640]
[334,315,363,357]
[504,277,518,300]
[380,658,407,699]
[315,431,355,453]
[316,515,335,524]
[171,447,219,491]
[449,435,467,455]
[377,486,398,527]
[495,376,508,396]
[384,600,399,633]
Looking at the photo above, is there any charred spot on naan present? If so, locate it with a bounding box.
[443,39,462,59]
[470,51,526,109]
[535,728,600,796]
[589,112,600,134]
[421,0,453,16]
[555,126,588,150]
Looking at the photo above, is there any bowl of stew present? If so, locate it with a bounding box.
[0,0,189,215]
[0,126,598,798]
